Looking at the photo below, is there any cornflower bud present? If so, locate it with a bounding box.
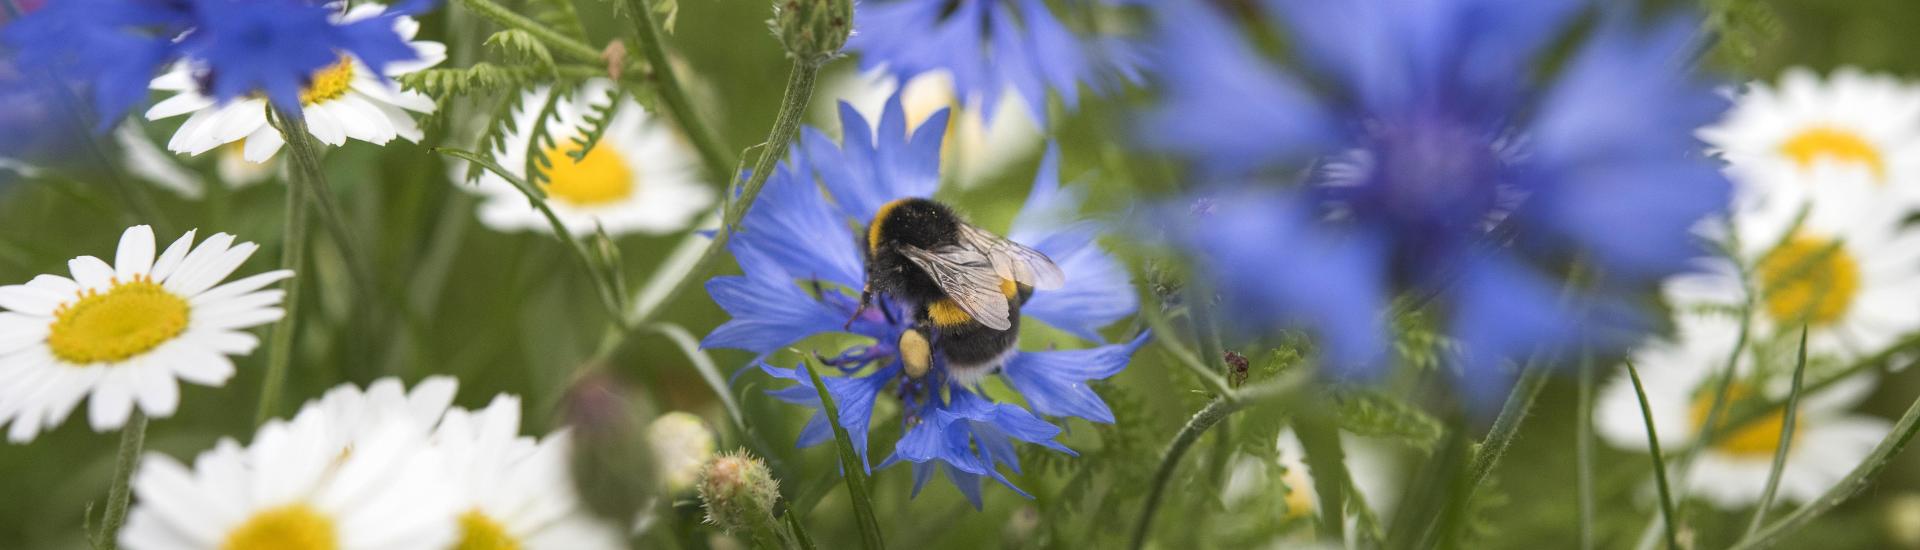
[770,0,852,65]
[697,450,784,547]
[648,411,717,494]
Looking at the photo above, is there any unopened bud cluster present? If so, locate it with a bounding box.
[771,0,852,64]
[697,450,782,536]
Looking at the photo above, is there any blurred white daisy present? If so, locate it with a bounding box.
[121,407,458,550]
[823,70,1042,188]
[0,225,290,442]
[648,411,717,493]
[1221,429,1401,523]
[1671,173,1920,358]
[463,80,715,236]
[302,375,458,450]
[436,394,627,549]
[1597,313,1891,508]
[144,3,446,162]
[1699,67,1920,200]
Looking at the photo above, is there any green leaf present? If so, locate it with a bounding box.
[569,87,625,162]
[484,29,558,70]
[1331,390,1444,451]
[801,362,886,550]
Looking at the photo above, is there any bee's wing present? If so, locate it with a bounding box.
[958,224,1065,290]
[899,244,1015,331]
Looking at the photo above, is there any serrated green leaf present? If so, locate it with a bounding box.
[1332,390,1444,451]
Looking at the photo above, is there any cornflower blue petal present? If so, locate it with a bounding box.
[1010,147,1138,340]
[1141,0,1336,173]
[811,97,942,222]
[758,362,899,470]
[850,0,1134,126]
[1446,254,1648,409]
[731,154,866,288]
[1267,0,1579,117]
[2,0,186,127]
[1179,189,1392,377]
[175,0,431,114]
[1002,332,1150,423]
[701,246,847,353]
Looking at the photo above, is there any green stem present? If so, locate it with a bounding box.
[92,411,147,550]
[1743,326,1809,539]
[1409,364,1549,549]
[1577,356,1597,550]
[616,59,818,328]
[431,148,629,324]
[1465,366,1549,491]
[1130,396,1236,550]
[615,0,734,180]
[254,118,314,425]
[268,109,385,320]
[1627,362,1681,550]
[453,0,604,62]
[1128,373,1310,549]
[1137,301,1235,398]
[1731,391,1920,549]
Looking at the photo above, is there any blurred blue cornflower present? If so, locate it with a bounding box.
[1143,0,1731,403]
[703,94,1145,506]
[1,0,430,127]
[848,0,1141,126]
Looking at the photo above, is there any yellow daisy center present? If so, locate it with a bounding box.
[1779,126,1886,181]
[454,509,523,550]
[1279,466,1315,520]
[1756,236,1861,327]
[541,141,637,206]
[300,56,356,106]
[47,275,190,365]
[1690,384,1795,458]
[221,504,338,550]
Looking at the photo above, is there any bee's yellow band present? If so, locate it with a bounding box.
[929,299,973,326]
[868,198,911,254]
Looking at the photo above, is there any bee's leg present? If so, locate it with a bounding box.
[844,285,873,329]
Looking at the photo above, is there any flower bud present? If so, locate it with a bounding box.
[648,411,717,494]
[771,0,852,64]
[698,450,783,546]
[563,369,659,525]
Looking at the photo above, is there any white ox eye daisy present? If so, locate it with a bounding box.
[1597,313,1891,509]
[825,70,1043,188]
[1737,174,1920,356]
[120,407,458,550]
[464,80,715,236]
[1699,67,1920,200]
[144,3,446,163]
[304,376,458,451]
[0,225,291,443]
[436,395,626,549]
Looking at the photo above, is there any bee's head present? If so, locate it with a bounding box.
[868,197,960,253]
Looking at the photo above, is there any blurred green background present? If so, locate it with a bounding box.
[2,0,1919,548]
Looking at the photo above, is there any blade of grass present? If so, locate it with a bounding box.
[1731,389,1920,549]
[1627,361,1681,550]
[1743,326,1808,538]
[802,361,885,550]
[1577,355,1597,550]
[785,508,818,550]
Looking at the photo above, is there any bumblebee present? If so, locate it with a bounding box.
[854,198,1065,384]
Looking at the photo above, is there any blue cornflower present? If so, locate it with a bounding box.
[847,0,1140,126]
[2,0,431,126]
[1143,0,1731,403]
[704,93,1144,506]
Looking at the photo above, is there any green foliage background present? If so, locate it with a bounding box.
[1,0,1918,548]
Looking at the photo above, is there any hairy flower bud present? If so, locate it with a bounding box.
[563,369,659,525]
[697,450,783,546]
[771,0,852,64]
[648,411,717,493]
